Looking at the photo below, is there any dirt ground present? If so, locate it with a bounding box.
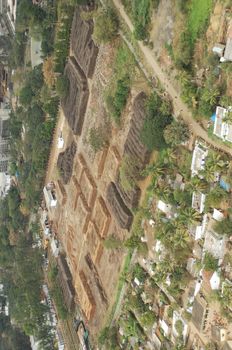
[45,37,150,338]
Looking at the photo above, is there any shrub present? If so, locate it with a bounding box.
[93,7,119,44]
[203,252,218,271]
[88,126,108,153]
[119,155,139,191]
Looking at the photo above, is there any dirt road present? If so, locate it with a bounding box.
[112,0,232,155]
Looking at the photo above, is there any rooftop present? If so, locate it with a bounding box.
[191,293,208,332]
[213,106,232,143]
[191,141,208,177]
[203,227,227,260]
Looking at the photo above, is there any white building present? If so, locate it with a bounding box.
[191,141,208,177]
[213,106,232,142]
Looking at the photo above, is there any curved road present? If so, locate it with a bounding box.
[112,0,232,155]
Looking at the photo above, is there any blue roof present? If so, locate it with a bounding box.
[220,178,230,192]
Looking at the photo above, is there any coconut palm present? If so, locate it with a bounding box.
[178,207,202,226]
[188,176,208,192]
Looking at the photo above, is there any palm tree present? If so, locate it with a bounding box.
[178,207,202,226]
[188,176,208,192]
[141,161,165,177]
[202,88,220,106]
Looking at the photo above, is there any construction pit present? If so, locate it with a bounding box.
[44,7,151,339]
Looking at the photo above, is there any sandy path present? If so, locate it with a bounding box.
[112,0,232,156]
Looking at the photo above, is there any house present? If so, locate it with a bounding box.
[191,293,208,332]
[43,183,57,208]
[159,319,170,337]
[212,208,224,221]
[192,192,206,213]
[203,226,227,260]
[202,270,221,290]
[189,214,208,241]
[213,106,232,142]
[191,141,208,177]
[211,325,227,343]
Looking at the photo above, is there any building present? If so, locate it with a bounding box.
[191,141,208,177]
[192,192,206,213]
[191,293,208,332]
[211,325,227,344]
[0,106,10,197]
[213,106,232,142]
[43,183,57,208]
[203,226,227,260]
[157,200,174,219]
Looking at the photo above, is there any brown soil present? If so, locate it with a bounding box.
[57,141,77,184]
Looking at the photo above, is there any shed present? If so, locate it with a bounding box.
[224,38,232,61]
[211,325,227,343]
[213,208,224,221]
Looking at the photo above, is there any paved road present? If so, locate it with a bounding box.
[112,0,232,156]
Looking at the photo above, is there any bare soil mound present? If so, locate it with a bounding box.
[57,141,77,184]
[106,182,133,230]
[62,57,89,135]
[71,9,98,79]
[123,91,150,166]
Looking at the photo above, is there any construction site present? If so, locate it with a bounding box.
[41,6,150,344]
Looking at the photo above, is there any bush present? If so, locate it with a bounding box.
[106,75,130,123]
[88,126,108,153]
[203,252,218,271]
[93,7,119,44]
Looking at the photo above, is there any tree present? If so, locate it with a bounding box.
[141,93,172,150]
[88,126,108,153]
[205,186,228,210]
[164,120,189,146]
[56,75,69,98]
[214,218,232,236]
[201,87,220,107]
[203,252,218,271]
[178,207,202,225]
[93,7,119,44]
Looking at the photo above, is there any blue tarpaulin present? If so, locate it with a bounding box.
[220,178,230,192]
[211,113,216,122]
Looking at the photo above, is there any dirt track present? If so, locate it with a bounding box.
[112,0,232,156]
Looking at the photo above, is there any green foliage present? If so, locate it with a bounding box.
[203,252,218,271]
[106,75,130,123]
[140,310,156,327]
[56,75,69,99]
[141,93,172,150]
[93,7,119,44]
[188,0,213,45]
[103,236,123,249]
[205,186,228,210]
[175,320,184,335]
[214,218,232,236]
[50,287,68,320]
[88,126,108,153]
[164,120,189,146]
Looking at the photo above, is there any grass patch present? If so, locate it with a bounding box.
[188,0,213,45]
